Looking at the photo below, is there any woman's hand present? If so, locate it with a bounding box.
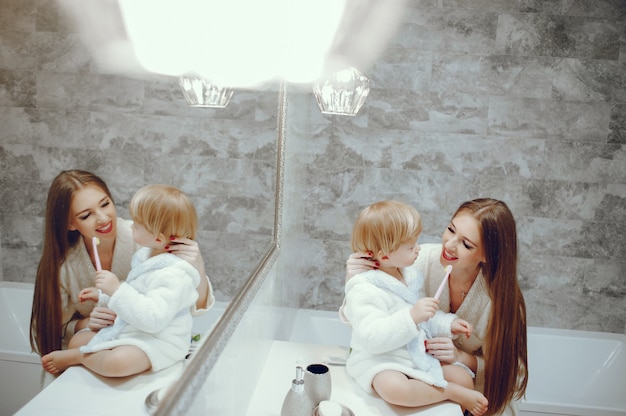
[425,336,460,364]
[346,251,378,281]
[167,236,206,277]
[88,306,116,331]
[167,236,210,309]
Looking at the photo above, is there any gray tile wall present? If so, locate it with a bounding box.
[0,0,278,300]
[1,0,624,333]
[280,0,626,333]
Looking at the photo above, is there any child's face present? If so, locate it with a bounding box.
[386,238,420,268]
[131,222,163,248]
[68,185,117,243]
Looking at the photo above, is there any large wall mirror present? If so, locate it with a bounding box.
[2,1,413,414]
[0,0,279,399]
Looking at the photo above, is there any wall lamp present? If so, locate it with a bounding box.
[178,76,234,108]
[179,67,370,116]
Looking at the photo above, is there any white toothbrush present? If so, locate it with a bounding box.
[321,355,347,366]
[92,236,102,271]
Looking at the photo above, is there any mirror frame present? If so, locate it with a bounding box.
[153,81,287,415]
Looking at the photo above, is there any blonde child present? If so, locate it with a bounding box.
[341,200,488,416]
[41,185,201,377]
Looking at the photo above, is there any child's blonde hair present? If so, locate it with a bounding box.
[129,185,197,240]
[351,200,422,257]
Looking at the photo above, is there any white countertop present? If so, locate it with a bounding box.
[14,362,184,416]
[246,341,463,416]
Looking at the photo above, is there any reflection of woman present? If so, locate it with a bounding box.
[346,198,528,416]
[30,170,215,358]
[42,184,202,378]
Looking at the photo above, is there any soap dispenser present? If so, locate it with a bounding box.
[280,366,315,416]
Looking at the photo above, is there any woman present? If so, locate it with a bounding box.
[30,170,214,358]
[345,198,528,415]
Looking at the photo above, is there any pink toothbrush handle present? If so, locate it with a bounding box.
[434,266,452,300]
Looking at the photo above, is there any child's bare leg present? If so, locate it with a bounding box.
[442,363,474,389]
[372,370,447,407]
[68,329,96,349]
[372,370,488,415]
[82,345,151,377]
[445,382,489,416]
[42,345,150,378]
[442,364,487,414]
[41,348,83,376]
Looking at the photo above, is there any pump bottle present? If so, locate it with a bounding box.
[280,366,315,416]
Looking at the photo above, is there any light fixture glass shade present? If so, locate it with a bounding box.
[312,67,370,116]
[179,76,234,108]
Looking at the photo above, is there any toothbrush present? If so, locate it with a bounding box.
[322,355,347,366]
[92,236,102,271]
[434,265,452,300]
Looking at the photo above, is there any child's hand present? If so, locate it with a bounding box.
[95,270,121,296]
[78,287,99,303]
[410,297,439,324]
[451,318,472,338]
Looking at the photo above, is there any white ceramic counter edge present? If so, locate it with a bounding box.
[246,340,463,416]
[14,362,184,415]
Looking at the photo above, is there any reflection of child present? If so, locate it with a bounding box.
[341,200,488,416]
[41,185,201,378]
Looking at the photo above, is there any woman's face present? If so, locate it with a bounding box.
[67,184,117,243]
[440,212,486,277]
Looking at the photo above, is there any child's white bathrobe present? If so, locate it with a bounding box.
[80,247,199,372]
[342,265,457,393]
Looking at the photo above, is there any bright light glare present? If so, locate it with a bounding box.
[117,0,344,86]
[56,0,407,88]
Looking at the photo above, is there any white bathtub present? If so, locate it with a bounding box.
[0,282,42,416]
[521,326,626,416]
[0,281,226,416]
[3,283,625,416]
[287,309,626,416]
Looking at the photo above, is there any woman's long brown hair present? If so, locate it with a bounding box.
[454,198,528,415]
[29,170,112,356]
